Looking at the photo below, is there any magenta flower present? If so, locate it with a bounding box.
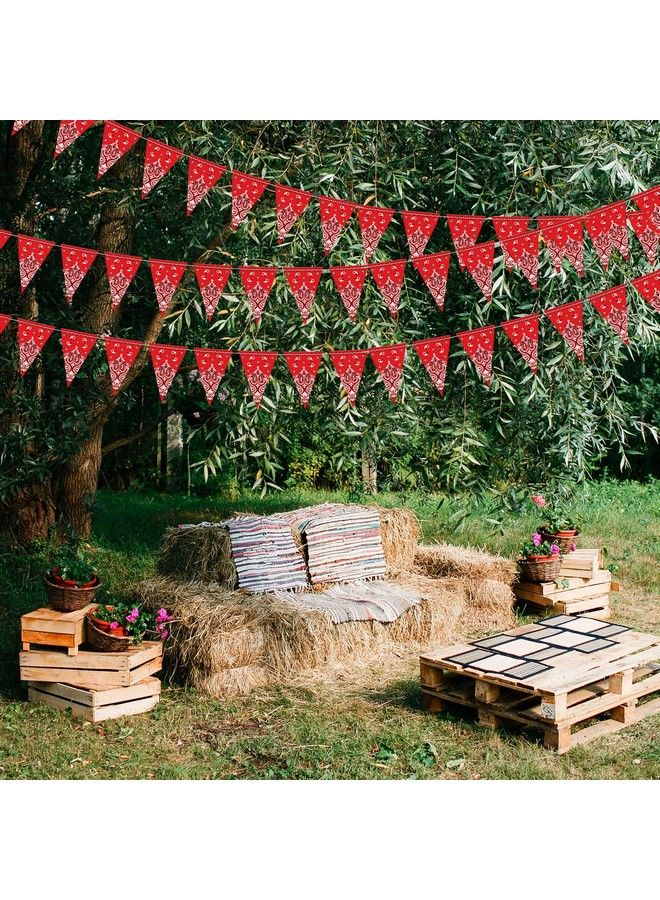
[570,542,577,552]
[126,608,140,624]
[550,543,561,555]
[532,532,542,547]
[531,494,547,508]
[156,608,170,622]
[109,621,119,630]
[160,628,169,640]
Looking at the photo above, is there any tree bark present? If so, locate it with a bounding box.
[361,441,378,494]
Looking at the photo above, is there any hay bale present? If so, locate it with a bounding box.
[190,666,273,697]
[156,526,238,588]
[377,507,420,575]
[414,543,516,585]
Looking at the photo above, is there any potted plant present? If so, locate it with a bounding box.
[45,542,101,611]
[87,600,172,652]
[530,493,580,552]
[518,532,563,583]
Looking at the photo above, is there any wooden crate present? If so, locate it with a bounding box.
[513,569,615,619]
[20,641,162,689]
[559,549,603,579]
[27,676,161,722]
[420,619,660,753]
[20,605,94,655]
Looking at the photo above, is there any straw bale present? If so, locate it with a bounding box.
[415,542,516,585]
[377,506,421,574]
[156,525,238,587]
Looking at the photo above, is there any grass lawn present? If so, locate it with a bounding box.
[1,479,658,780]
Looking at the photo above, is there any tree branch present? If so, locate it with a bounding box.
[101,409,172,457]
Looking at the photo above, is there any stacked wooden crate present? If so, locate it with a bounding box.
[513,549,619,619]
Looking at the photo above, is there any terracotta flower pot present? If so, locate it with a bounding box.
[539,529,579,553]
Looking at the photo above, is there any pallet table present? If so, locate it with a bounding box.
[20,641,163,690]
[20,605,95,656]
[27,676,161,722]
[513,567,617,619]
[420,616,660,753]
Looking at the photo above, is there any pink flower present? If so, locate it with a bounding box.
[570,542,577,552]
[160,628,169,640]
[156,608,170,622]
[532,532,542,547]
[550,543,561,555]
[109,621,119,630]
[531,494,546,508]
[126,608,140,624]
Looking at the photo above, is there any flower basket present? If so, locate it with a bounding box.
[45,573,101,612]
[86,614,135,652]
[518,555,562,584]
[539,529,579,553]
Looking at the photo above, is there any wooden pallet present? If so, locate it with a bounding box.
[20,641,162,689]
[420,619,660,753]
[513,569,616,619]
[27,676,161,722]
[20,605,94,655]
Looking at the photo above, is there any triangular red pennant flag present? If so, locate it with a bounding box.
[538,216,584,275]
[628,211,659,266]
[356,205,394,261]
[0,314,10,336]
[60,329,97,386]
[370,260,406,318]
[97,121,141,178]
[104,336,143,394]
[330,266,368,322]
[584,201,629,269]
[499,232,539,288]
[545,300,585,362]
[0,230,11,251]
[284,351,323,407]
[589,286,628,344]
[370,343,406,402]
[412,252,451,311]
[239,351,278,408]
[318,196,355,254]
[12,121,29,135]
[186,156,226,215]
[632,270,660,313]
[446,215,485,265]
[16,319,55,376]
[275,186,313,243]
[231,171,269,230]
[141,139,183,198]
[240,267,277,323]
[149,259,187,314]
[194,264,232,321]
[413,335,451,395]
[457,242,495,301]
[457,325,496,386]
[194,348,232,404]
[61,245,97,304]
[501,314,539,374]
[105,253,142,309]
[401,211,439,258]
[633,186,660,231]
[149,344,187,403]
[493,215,530,245]
[329,350,369,406]
[17,236,54,292]
[54,120,95,157]
[284,267,322,324]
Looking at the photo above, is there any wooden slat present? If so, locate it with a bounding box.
[19,641,162,672]
[27,677,161,708]
[22,630,76,648]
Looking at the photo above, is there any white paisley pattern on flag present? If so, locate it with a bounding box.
[370,344,406,401]
[17,236,54,293]
[589,286,628,344]
[545,300,585,361]
[16,319,55,377]
[239,351,278,407]
[401,211,439,258]
[275,186,312,243]
[60,328,97,386]
[413,335,451,395]
[370,260,406,318]
[538,217,584,275]
[284,351,323,407]
[61,245,97,304]
[149,344,187,403]
[501,314,539,373]
[104,336,143,394]
[97,121,141,178]
[329,350,369,405]
[457,325,496,385]
[632,270,660,312]
[284,267,322,324]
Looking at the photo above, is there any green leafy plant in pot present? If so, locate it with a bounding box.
[530,493,580,552]
[45,542,101,612]
[87,600,172,652]
[518,532,563,583]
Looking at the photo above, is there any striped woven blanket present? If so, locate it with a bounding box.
[224,516,309,593]
[272,580,420,624]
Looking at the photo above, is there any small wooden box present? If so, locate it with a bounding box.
[21,605,95,656]
[513,567,616,619]
[27,676,161,722]
[20,641,163,689]
[559,549,603,579]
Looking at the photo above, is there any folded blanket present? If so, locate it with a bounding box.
[224,516,309,593]
[272,580,420,625]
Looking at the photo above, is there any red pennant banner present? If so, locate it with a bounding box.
[632,270,660,313]
[413,335,451,395]
[457,325,496,386]
[60,329,97,386]
[61,245,97,304]
[330,266,368,322]
[17,319,55,376]
[275,186,313,243]
[0,314,10,335]
[141,139,183,198]
[186,156,226,216]
[105,253,142,309]
[54,120,95,158]
[149,259,187,314]
[318,196,354,254]
[231,171,269,230]
[633,186,660,230]
[412,252,450,311]
[356,206,394,261]
[401,211,439,258]
[499,232,539,288]
[17,236,54,292]
[149,344,187,403]
[457,242,495,302]
[370,343,406,401]
[589,286,629,344]
[446,215,485,263]
[240,267,277,323]
[284,351,323,407]
[194,264,232,321]
[628,211,659,266]
[98,121,140,178]
[193,348,232,405]
[284,267,323,324]
[239,351,278,408]
[545,300,585,362]
[501,314,539,374]
[12,121,29,135]
[0,230,11,250]
[493,216,530,243]
[370,260,406,318]
[538,216,584,275]
[104,336,143,394]
[329,350,369,406]
[584,201,629,269]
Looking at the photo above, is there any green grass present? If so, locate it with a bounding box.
[1,479,659,780]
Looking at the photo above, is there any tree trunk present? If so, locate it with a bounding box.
[52,419,105,538]
[361,442,378,494]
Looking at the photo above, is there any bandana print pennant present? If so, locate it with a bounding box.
[12,121,30,135]
[457,325,496,386]
[104,336,143,394]
[633,186,660,231]
[60,329,97,387]
[0,230,11,251]
[17,236,54,292]
[141,139,183,198]
[194,264,232,321]
[54,120,95,157]
[501,314,539,373]
[493,215,530,241]
[457,242,495,301]
[370,343,406,402]
[632,270,660,313]
[284,351,323,407]
[61,245,97,304]
[240,267,277,323]
[275,186,313,243]
[401,211,439,258]
[329,349,369,406]
[356,205,394,261]
[545,300,585,362]
[193,348,232,404]
[149,259,187,314]
[97,121,141,178]
[318,196,355,254]
[446,215,485,265]
[0,314,10,336]
[584,201,629,269]
[239,351,278,408]
[628,211,659,266]
[186,156,226,215]
[413,335,451,395]
[330,266,368,322]
[17,319,55,376]
[538,216,584,275]
[284,267,323,324]
[231,171,269,230]
[370,260,406,318]
[105,253,142,309]
[499,232,539,288]
[412,252,451,311]
[149,343,187,403]
[589,286,628,344]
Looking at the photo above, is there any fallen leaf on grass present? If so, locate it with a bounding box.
[446,757,465,771]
